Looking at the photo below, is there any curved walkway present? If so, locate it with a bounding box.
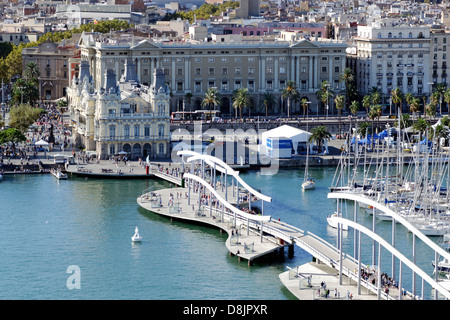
[329,216,450,299]
[178,150,272,203]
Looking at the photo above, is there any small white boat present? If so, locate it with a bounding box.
[302,178,315,190]
[51,168,67,180]
[432,258,450,274]
[327,212,349,231]
[441,234,450,251]
[131,226,142,243]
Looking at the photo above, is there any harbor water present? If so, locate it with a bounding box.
[0,167,441,299]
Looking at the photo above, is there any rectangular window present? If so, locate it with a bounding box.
[109,126,115,139]
[158,124,165,137]
[195,81,202,92]
[144,126,150,138]
[134,125,140,138]
[124,125,130,138]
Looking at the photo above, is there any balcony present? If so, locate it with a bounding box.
[98,135,171,142]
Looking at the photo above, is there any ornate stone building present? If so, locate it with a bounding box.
[76,32,347,117]
[67,58,171,160]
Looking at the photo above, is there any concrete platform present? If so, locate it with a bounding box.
[279,262,380,300]
[138,186,287,265]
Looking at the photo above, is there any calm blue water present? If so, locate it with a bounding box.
[0,167,441,299]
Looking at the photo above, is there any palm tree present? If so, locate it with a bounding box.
[368,105,381,149]
[340,67,355,112]
[308,125,331,154]
[24,61,40,82]
[184,92,193,111]
[300,98,310,119]
[261,92,276,117]
[349,100,359,117]
[316,81,333,118]
[390,87,403,117]
[444,88,450,114]
[430,124,449,148]
[362,95,371,116]
[426,101,437,120]
[357,121,371,137]
[409,97,420,118]
[334,94,345,137]
[232,88,250,119]
[433,83,447,115]
[412,117,429,142]
[201,87,221,120]
[281,80,299,118]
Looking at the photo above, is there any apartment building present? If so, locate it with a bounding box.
[353,24,431,107]
[430,28,450,85]
[77,32,347,117]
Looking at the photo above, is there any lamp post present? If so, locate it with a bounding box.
[325,83,330,119]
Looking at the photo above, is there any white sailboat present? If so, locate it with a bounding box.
[327,212,349,231]
[131,226,142,242]
[302,120,315,190]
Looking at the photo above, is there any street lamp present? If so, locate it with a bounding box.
[325,83,330,119]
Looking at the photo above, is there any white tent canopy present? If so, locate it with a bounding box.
[261,125,311,155]
[35,139,49,146]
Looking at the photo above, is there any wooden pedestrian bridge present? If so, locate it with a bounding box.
[138,151,450,300]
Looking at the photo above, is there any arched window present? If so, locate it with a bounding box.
[388,32,392,38]
[398,32,402,38]
[408,32,413,38]
[378,32,382,38]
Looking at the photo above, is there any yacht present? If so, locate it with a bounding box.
[51,168,67,180]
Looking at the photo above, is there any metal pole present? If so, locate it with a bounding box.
[413,234,416,296]
[377,242,381,300]
[434,251,439,300]
[399,261,403,300]
[357,230,361,295]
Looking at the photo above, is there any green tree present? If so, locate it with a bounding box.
[412,117,429,142]
[357,121,371,137]
[362,95,371,116]
[24,61,40,81]
[232,88,250,119]
[202,87,221,120]
[316,81,333,117]
[281,80,299,118]
[391,87,403,116]
[0,127,26,149]
[444,88,450,114]
[433,83,447,115]
[300,98,310,119]
[261,92,276,117]
[349,100,359,117]
[339,67,355,112]
[334,94,345,137]
[308,125,331,153]
[8,104,43,133]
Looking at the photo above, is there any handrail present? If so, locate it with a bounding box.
[328,192,450,261]
[330,215,450,300]
[178,150,272,203]
[184,173,271,222]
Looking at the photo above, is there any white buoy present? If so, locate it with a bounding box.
[131,226,142,243]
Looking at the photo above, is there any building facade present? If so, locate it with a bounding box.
[21,40,76,101]
[77,32,347,117]
[67,59,171,160]
[353,24,431,107]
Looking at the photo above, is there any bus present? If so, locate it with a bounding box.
[171,110,221,121]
